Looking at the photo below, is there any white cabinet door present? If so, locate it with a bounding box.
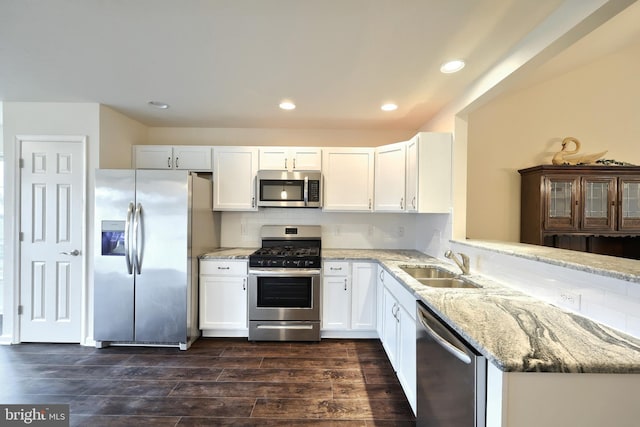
[212,147,258,211]
[173,146,212,171]
[397,302,417,414]
[376,266,385,337]
[133,145,212,171]
[406,132,452,213]
[406,137,419,212]
[381,286,399,367]
[351,262,377,330]
[259,147,322,171]
[375,141,407,211]
[199,260,248,336]
[133,145,174,169]
[322,148,374,211]
[378,267,417,415]
[199,275,247,330]
[291,147,322,170]
[258,147,289,170]
[322,275,351,330]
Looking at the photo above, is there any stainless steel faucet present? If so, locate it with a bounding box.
[444,250,470,275]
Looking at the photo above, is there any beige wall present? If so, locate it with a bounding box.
[466,40,640,242]
[147,127,413,148]
[99,105,148,168]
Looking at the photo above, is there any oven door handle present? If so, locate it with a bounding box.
[249,268,321,276]
[304,176,309,206]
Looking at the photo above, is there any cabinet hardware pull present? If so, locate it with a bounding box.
[400,197,404,209]
[176,157,179,168]
[217,266,230,270]
[330,267,342,271]
[243,278,246,290]
[369,199,372,210]
[379,270,384,282]
[344,278,347,291]
[412,197,416,209]
[284,158,288,169]
[167,157,171,168]
[293,158,296,169]
[252,196,255,208]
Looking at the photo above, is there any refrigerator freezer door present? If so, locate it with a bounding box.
[94,169,136,341]
[133,170,189,343]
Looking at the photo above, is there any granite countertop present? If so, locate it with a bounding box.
[457,239,640,283]
[200,247,640,374]
[200,248,257,259]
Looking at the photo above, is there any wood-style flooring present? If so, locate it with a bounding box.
[0,338,416,426]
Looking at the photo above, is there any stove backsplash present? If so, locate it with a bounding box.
[220,209,452,253]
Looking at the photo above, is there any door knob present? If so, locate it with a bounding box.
[60,249,80,256]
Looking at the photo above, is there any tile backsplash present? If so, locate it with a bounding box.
[220,209,420,249]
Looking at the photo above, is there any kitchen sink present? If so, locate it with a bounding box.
[400,265,457,279]
[417,278,479,289]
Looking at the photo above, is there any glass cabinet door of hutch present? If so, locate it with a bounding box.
[545,177,578,230]
[582,177,615,230]
[620,179,640,230]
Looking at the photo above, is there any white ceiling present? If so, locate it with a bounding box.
[0,0,636,130]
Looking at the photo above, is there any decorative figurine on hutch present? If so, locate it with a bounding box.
[551,137,607,165]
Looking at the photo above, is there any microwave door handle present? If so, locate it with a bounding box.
[304,176,309,206]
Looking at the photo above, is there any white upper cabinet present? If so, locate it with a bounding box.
[374,141,407,212]
[322,148,375,211]
[405,132,452,213]
[259,147,322,171]
[133,145,212,171]
[212,146,258,211]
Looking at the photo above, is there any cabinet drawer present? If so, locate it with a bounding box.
[323,261,350,276]
[200,260,247,276]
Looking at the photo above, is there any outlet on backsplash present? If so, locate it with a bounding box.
[557,290,582,311]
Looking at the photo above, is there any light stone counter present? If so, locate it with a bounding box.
[456,239,640,283]
[200,248,257,259]
[200,247,640,373]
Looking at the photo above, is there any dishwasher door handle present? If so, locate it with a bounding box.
[418,306,472,365]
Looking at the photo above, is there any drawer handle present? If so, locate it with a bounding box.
[330,267,342,271]
[217,266,230,270]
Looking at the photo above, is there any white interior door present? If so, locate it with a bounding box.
[19,139,84,342]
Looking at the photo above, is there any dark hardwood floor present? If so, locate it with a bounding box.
[0,338,415,426]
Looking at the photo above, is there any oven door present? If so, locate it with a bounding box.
[248,269,321,321]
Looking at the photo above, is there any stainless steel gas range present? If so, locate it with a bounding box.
[248,225,321,341]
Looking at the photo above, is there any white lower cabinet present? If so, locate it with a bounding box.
[379,267,417,415]
[321,261,377,338]
[199,259,248,337]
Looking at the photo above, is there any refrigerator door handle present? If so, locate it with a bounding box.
[125,202,134,274]
[133,202,143,274]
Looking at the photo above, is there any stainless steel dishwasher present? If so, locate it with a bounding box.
[416,301,487,427]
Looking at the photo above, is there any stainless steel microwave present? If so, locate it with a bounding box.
[257,170,322,208]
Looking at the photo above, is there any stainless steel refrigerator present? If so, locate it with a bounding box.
[94,169,218,350]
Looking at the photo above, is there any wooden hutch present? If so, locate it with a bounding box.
[518,165,640,260]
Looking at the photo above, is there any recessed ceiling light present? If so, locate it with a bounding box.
[148,101,169,109]
[279,101,296,110]
[381,103,398,111]
[440,59,465,74]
